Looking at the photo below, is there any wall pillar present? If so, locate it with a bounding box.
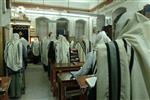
[0,27,5,75]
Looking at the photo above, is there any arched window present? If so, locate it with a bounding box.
[75,19,85,39]
[36,17,50,40]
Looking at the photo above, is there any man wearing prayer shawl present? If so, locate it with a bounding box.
[4,33,23,98]
[41,33,56,71]
[31,38,40,64]
[55,35,70,63]
[97,6,150,100]
[72,31,111,78]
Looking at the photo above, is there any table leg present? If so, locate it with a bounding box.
[60,83,65,100]
[80,88,88,100]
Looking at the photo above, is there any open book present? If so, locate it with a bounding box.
[85,76,97,88]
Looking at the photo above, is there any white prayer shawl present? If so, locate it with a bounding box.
[75,42,85,62]
[82,36,90,54]
[41,36,51,66]
[55,40,61,63]
[50,33,56,42]
[91,33,97,46]
[72,32,111,77]
[20,37,29,57]
[70,40,74,48]
[41,34,56,65]
[4,33,23,71]
[20,37,29,49]
[120,13,150,98]
[31,40,40,56]
[97,13,150,100]
[72,51,96,77]
[60,36,69,63]
[55,35,69,63]
[95,31,111,46]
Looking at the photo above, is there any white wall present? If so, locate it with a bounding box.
[11,9,94,40]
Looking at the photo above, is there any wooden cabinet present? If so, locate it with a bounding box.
[0,77,11,100]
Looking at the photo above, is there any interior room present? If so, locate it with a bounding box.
[0,0,150,100]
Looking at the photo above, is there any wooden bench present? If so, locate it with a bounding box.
[50,62,83,96]
[57,72,80,100]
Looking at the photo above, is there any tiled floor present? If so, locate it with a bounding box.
[18,64,55,100]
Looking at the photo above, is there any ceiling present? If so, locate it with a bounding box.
[12,0,108,12]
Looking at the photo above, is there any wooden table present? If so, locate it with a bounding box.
[0,77,11,100]
[76,75,96,100]
[55,62,83,72]
[76,75,92,100]
[57,72,80,100]
[50,62,83,96]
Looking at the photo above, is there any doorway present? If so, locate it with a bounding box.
[56,18,69,39]
[12,25,29,41]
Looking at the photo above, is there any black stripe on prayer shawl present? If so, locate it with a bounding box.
[109,42,119,100]
[129,47,134,74]
[17,43,21,61]
[122,39,134,100]
[92,60,97,74]
[78,41,86,54]
[129,47,134,100]
[89,41,92,52]
[122,38,127,52]
[105,43,112,100]
[122,38,134,73]
[82,40,86,54]
[114,41,121,100]
[106,41,121,100]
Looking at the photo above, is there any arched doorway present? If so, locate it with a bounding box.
[56,18,69,39]
[12,25,29,41]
